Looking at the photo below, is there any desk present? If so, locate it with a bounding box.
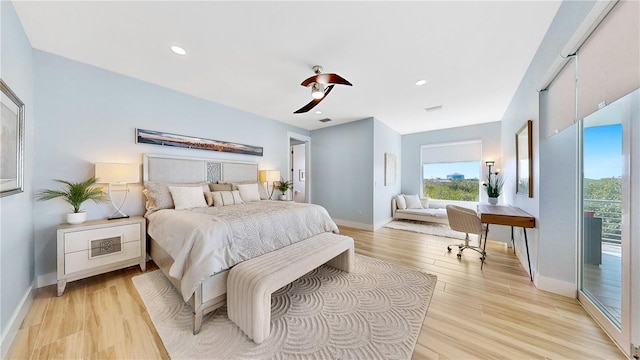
[478,205,535,281]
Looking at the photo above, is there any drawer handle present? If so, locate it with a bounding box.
[90,236,123,258]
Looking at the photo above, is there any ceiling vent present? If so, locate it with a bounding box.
[425,105,444,112]
[319,118,332,123]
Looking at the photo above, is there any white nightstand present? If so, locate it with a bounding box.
[57,216,146,296]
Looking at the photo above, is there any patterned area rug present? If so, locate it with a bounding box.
[384,220,471,240]
[132,255,436,360]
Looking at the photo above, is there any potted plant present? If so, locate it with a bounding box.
[36,177,107,224]
[483,173,504,205]
[275,177,293,201]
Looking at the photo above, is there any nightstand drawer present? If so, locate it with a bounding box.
[65,240,141,274]
[64,223,141,253]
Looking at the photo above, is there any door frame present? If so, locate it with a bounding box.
[287,132,311,203]
[576,98,634,356]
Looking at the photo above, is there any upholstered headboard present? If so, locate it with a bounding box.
[143,154,258,184]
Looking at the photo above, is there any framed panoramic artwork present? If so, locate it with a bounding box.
[1,79,25,197]
[136,128,263,156]
[516,120,533,197]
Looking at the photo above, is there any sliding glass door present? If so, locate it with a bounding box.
[579,89,638,355]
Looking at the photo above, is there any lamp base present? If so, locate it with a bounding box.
[108,215,130,221]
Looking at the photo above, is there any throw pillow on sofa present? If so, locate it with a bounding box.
[396,194,407,209]
[404,194,423,209]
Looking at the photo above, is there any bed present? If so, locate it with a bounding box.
[142,154,339,334]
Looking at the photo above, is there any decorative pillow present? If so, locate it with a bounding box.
[404,194,423,209]
[217,181,268,198]
[256,182,268,200]
[143,181,209,213]
[204,192,215,206]
[238,183,261,202]
[211,190,244,206]
[395,194,407,209]
[168,186,208,210]
[209,183,232,192]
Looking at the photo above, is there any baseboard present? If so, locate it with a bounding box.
[1,281,35,358]
[535,274,577,298]
[373,217,393,231]
[333,219,374,231]
[37,271,57,288]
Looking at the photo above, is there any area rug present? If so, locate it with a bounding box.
[132,254,436,359]
[384,220,471,240]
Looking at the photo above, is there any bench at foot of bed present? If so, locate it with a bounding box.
[226,232,354,344]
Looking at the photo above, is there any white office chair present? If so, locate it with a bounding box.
[446,205,487,268]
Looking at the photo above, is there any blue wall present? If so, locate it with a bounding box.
[311,118,375,227]
[499,0,595,292]
[0,1,35,350]
[373,119,402,228]
[32,50,310,279]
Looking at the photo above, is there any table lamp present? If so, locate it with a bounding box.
[259,170,280,200]
[95,162,140,220]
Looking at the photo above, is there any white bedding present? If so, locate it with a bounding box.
[147,201,339,301]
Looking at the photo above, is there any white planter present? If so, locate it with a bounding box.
[279,194,287,201]
[488,197,498,205]
[67,212,87,225]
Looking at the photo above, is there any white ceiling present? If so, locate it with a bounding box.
[12,1,561,134]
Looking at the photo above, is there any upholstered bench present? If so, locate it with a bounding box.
[227,232,354,344]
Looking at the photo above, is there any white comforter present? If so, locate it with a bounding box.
[147,201,339,301]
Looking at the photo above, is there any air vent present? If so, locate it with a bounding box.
[424,105,444,112]
[319,118,332,123]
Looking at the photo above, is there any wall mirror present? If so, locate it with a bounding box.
[516,120,533,197]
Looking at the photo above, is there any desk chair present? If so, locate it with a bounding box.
[446,205,487,268]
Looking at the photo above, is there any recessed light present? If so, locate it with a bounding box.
[170,46,187,55]
[415,79,427,86]
[315,111,322,115]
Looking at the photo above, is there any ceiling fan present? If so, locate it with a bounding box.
[294,65,352,114]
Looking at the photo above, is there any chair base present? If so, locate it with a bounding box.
[448,235,487,269]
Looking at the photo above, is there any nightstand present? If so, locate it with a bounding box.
[57,216,146,296]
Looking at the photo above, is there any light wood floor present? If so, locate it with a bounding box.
[6,226,625,359]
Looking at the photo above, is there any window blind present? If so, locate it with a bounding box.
[541,57,576,138]
[577,0,640,120]
[421,140,482,164]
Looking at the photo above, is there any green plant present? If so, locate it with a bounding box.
[483,173,505,198]
[36,177,107,213]
[275,177,293,193]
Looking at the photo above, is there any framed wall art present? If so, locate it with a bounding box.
[384,153,396,186]
[136,128,263,156]
[1,79,25,197]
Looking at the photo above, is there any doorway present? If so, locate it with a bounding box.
[578,89,639,356]
[287,132,310,203]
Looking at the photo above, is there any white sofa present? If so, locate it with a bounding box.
[391,196,478,225]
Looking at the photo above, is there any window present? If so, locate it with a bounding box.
[421,141,481,201]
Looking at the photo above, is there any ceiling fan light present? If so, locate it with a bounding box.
[311,83,325,99]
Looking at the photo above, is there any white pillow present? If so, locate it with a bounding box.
[404,194,423,209]
[395,194,407,209]
[238,183,261,202]
[168,186,208,210]
[211,190,244,206]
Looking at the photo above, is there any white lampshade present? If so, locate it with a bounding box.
[259,170,280,183]
[95,163,140,184]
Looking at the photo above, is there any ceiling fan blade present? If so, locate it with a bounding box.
[294,85,335,114]
[300,73,352,87]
